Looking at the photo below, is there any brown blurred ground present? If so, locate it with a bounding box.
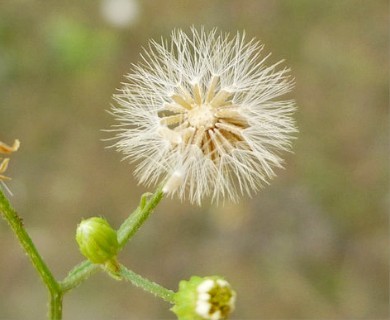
[0,0,388,319]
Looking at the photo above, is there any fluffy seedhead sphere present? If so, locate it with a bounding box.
[112,27,296,204]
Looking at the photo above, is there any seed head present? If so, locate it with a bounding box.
[112,27,296,204]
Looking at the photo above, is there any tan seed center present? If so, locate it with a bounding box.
[158,76,251,162]
[187,105,216,129]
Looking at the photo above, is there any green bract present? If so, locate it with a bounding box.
[76,217,119,264]
[171,276,236,320]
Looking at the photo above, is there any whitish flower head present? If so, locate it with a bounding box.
[112,27,296,204]
[172,276,236,320]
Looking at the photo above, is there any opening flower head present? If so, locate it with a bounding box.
[112,27,296,204]
[172,276,236,320]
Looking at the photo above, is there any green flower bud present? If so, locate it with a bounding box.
[76,217,119,264]
[171,276,236,320]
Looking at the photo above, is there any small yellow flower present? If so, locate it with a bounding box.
[0,139,20,181]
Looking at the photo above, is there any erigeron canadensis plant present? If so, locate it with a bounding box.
[0,27,296,320]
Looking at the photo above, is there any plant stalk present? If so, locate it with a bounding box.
[0,189,62,319]
[117,187,164,248]
[119,264,175,303]
[50,292,63,320]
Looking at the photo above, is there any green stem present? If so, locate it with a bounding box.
[119,264,175,303]
[60,261,99,293]
[50,293,63,320]
[117,187,164,248]
[0,189,62,319]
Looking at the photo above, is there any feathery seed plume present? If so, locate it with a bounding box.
[112,27,296,204]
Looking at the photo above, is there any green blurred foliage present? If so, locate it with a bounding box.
[0,0,388,319]
[45,16,118,72]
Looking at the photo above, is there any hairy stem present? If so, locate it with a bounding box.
[117,187,164,248]
[60,261,99,293]
[50,293,63,320]
[0,189,62,319]
[119,264,175,303]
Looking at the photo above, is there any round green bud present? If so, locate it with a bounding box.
[171,276,236,320]
[76,217,119,264]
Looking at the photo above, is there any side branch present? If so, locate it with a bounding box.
[117,187,164,248]
[119,264,175,303]
[60,261,99,293]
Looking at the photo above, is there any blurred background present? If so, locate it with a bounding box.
[0,0,388,319]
